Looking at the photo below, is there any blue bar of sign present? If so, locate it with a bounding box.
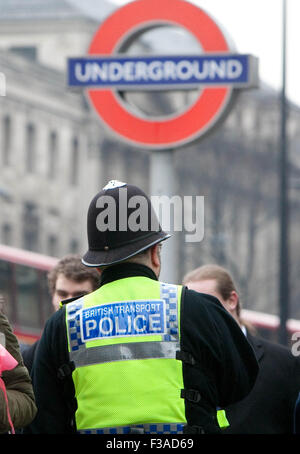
[81,300,166,342]
[67,54,254,89]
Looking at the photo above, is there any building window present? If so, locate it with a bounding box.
[22,202,39,251]
[2,115,11,166]
[69,238,79,254]
[48,131,58,179]
[25,123,36,173]
[48,235,58,257]
[10,46,37,61]
[70,136,79,186]
[2,223,12,245]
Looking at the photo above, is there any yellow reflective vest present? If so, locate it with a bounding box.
[65,276,186,434]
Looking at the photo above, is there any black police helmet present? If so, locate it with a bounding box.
[82,180,170,267]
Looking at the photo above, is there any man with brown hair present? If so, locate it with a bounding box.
[183,264,300,434]
[47,254,101,311]
[22,255,101,372]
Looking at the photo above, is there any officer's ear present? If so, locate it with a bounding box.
[150,244,161,270]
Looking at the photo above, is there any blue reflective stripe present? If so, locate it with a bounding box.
[78,423,184,434]
[160,283,179,342]
[66,298,85,352]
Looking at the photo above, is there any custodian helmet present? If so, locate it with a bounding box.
[82,180,170,267]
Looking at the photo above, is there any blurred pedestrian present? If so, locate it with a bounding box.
[183,264,300,434]
[22,254,100,373]
[29,180,258,434]
[0,302,37,433]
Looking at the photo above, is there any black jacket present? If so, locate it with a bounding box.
[21,340,39,375]
[295,392,300,433]
[28,263,258,434]
[224,332,300,434]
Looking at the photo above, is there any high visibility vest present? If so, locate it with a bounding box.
[65,276,186,434]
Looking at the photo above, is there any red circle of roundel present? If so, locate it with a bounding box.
[87,0,231,149]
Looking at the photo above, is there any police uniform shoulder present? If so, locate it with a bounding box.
[59,294,86,307]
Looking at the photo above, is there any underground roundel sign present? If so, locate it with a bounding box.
[68,0,258,149]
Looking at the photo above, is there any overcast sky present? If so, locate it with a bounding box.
[110,0,299,107]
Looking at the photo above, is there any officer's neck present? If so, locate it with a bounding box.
[100,262,158,287]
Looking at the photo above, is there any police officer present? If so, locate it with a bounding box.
[29,181,258,434]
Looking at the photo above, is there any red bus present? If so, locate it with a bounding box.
[0,244,58,345]
[241,309,300,345]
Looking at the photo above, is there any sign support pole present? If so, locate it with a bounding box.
[278,0,289,346]
[150,150,179,284]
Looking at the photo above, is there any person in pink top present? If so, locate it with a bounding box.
[0,306,36,433]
